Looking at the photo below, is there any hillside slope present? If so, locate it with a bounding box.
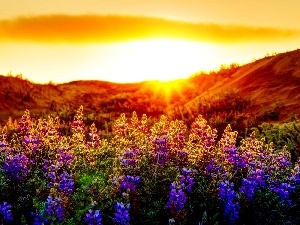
[0,48,300,127]
[185,49,300,121]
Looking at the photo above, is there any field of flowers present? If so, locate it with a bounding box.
[0,106,300,225]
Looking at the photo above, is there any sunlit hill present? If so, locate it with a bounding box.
[1,48,300,137]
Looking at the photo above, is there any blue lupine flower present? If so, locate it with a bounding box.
[58,171,74,195]
[0,202,13,222]
[31,212,50,225]
[206,158,225,178]
[226,147,248,170]
[3,154,30,180]
[84,209,102,225]
[45,196,65,222]
[179,168,195,194]
[166,182,187,212]
[239,169,266,201]
[22,136,42,152]
[57,148,73,167]
[290,162,300,184]
[154,137,169,165]
[219,181,240,224]
[119,175,140,194]
[113,202,130,225]
[0,141,8,148]
[176,149,188,164]
[276,155,292,167]
[120,148,140,169]
[269,182,295,205]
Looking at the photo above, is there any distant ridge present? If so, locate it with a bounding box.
[0,48,300,126]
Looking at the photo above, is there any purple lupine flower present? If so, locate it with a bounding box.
[290,162,300,184]
[0,141,8,148]
[23,136,42,145]
[84,209,102,225]
[276,155,292,167]
[57,171,74,195]
[17,110,32,137]
[239,169,266,201]
[42,160,51,172]
[176,149,188,164]
[3,154,30,180]
[290,173,300,185]
[179,168,195,194]
[219,181,240,224]
[45,196,65,222]
[43,148,74,195]
[120,148,140,169]
[86,124,101,148]
[154,137,169,166]
[119,175,140,194]
[113,202,130,225]
[226,147,248,170]
[166,182,187,212]
[206,158,225,177]
[0,202,13,222]
[269,182,295,205]
[31,212,50,225]
[57,148,73,167]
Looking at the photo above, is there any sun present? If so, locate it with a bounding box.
[89,38,220,83]
[113,39,217,82]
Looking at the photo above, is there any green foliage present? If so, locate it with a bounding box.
[252,120,300,162]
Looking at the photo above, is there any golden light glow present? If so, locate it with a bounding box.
[93,39,220,83]
[0,15,297,44]
[1,1,300,84]
[149,79,186,104]
[1,38,299,84]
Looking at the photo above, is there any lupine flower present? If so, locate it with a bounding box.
[0,141,8,148]
[176,148,188,166]
[120,148,140,169]
[84,209,102,225]
[23,136,42,150]
[86,123,101,148]
[57,148,73,167]
[154,137,169,165]
[206,158,225,178]
[71,106,85,144]
[43,148,74,196]
[166,182,187,212]
[17,109,32,137]
[290,161,300,184]
[3,153,30,180]
[31,212,50,225]
[269,182,295,205]
[0,202,13,222]
[225,147,248,170]
[191,115,217,148]
[45,196,65,222]
[57,171,75,195]
[219,181,240,224]
[239,169,266,201]
[276,155,292,167]
[179,168,195,194]
[119,175,140,194]
[113,202,130,225]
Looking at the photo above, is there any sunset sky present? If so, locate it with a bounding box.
[0,0,299,84]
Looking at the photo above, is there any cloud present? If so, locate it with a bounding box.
[0,14,298,44]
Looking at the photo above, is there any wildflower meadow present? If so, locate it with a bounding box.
[0,106,300,225]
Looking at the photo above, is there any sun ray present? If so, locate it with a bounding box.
[92,38,219,83]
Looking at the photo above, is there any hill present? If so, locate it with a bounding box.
[1,48,300,133]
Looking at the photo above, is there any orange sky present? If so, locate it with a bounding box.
[0,0,299,83]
